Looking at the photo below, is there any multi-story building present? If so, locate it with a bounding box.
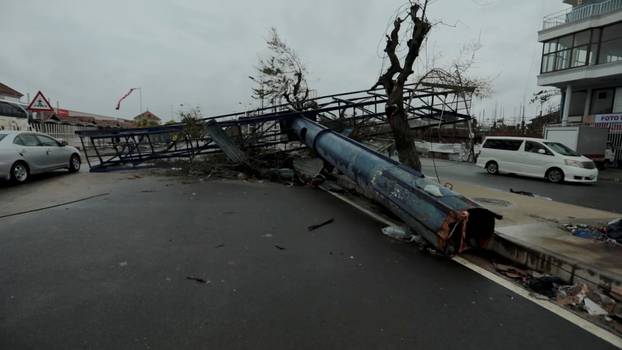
[538,0,622,163]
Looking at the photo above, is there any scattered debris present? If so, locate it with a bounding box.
[381,226,416,242]
[214,244,225,248]
[510,189,552,201]
[0,193,110,221]
[119,261,128,267]
[584,298,609,316]
[528,276,568,298]
[557,283,589,306]
[607,219,622,242]
[274,245,286,250]
[293,158,325,185]
[186,276,210,284]
[560,222,622,243]
[307,218,335,231]
[262,233,273,238]
[493,263,528,280]
[259,168,295,183]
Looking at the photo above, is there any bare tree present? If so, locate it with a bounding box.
[372,1,432,172]
[253,28,310,111]
[530,89,560,117]
[416,43,492,162]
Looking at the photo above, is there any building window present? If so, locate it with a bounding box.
[590,88,615,115]
[541,22,622,73]
[542,30,594,73]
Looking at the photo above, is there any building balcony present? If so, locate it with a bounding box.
[543,0,622,30]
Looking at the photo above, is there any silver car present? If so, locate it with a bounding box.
[0,131,81,183]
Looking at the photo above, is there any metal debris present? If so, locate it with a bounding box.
[186,276,209,284]
[206,120,249,165]
[307,218,335,231]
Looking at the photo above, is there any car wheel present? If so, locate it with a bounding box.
[10,161,29,183]
[546,168,565,184]
[486,161,499,175]
[69,154,81,173]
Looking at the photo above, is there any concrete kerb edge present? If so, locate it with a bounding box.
[490,230,622,291]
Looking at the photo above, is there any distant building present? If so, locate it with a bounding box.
[527,111,562,134]
[538,0,622,163]
[134,111,161,127]
[538,0,622,124]
[0,82,24,103]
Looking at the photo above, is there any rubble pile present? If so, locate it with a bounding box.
[494,262,622,333]
[561,219,622,245]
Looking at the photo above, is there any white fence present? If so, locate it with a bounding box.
[30,122,97,148]
[543,0,622,29]
[588,121,622,164]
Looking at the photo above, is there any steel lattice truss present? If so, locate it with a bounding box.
[76,83,474,171]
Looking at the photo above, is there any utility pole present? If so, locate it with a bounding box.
[137,87,143,113]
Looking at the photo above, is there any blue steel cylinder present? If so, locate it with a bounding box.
[290,117,499,256]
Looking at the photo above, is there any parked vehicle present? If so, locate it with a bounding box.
[476,136,598,184]
[544,126,609,168]
[0,131,81,183]
[0,100,30,131]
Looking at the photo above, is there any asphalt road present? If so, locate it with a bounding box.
[421,159,622,214]
[0,173,616,349]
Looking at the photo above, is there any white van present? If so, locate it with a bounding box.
[476,136,598,184]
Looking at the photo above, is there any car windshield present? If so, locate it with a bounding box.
[544,142,581,157]
[0,134,6,142]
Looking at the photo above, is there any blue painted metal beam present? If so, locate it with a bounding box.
[288,116,500,256]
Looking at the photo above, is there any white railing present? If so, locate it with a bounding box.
[543,0,622,30]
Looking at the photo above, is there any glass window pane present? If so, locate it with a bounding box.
[602,22,622,42]
[599,38,622,64]
[592,28,601,43]
[556,49,571,70]
[589,44,598,65]
[574,30,590,46]
[544,40,558,54]
[558,35,573,50]
[20,134,41,147]
[36,135,59,147]
[571,46,589,67]
[542,54,556,73]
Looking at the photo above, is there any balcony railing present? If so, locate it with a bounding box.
[543,0,622,30]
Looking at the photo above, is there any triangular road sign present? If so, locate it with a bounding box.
[27,91,54,112]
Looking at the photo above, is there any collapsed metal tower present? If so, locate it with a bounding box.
[76,82,474,171]
[76,83,498,256]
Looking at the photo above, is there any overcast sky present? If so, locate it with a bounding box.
[0,0,567,124]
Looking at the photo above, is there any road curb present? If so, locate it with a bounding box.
[489,230,622,290]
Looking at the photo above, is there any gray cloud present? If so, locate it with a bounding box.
[0,0,566,123]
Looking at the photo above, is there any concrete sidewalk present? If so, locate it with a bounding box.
[450,180,622,289]
[600,168,622,182]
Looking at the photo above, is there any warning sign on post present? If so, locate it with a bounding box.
[27,91,54,112]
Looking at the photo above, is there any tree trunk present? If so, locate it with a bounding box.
[387,85,421,172]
